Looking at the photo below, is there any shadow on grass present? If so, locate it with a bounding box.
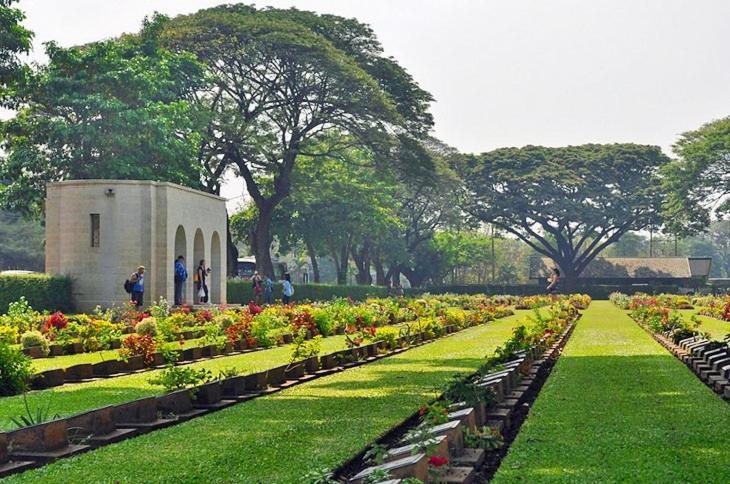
[494,354,730,483]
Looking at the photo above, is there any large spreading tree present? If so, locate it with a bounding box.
[159,5,433,277]
[662,116,730,236]
[0,17,207,216]
[0,0,32,105]
[464,144,671,289]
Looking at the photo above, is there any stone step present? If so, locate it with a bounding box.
[441,466,476,484]
[0,461,37,479]
[452,447,486,468]
[349,453,428,484]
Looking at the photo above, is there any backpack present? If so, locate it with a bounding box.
[123,279,133,294]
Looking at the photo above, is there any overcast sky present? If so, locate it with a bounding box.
[15,0,730,205]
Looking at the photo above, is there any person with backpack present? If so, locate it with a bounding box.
[174,256,188,306]
[127,266,145,308]
[281,272,294,304]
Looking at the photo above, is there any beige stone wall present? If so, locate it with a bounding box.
[45,180,227,312]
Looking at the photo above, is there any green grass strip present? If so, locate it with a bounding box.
[493,301,730,483]
[6,313,527,483]
[676,308,729,340]
[0,332,357,431]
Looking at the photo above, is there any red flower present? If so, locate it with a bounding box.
[43,312,68,333]
[418,406,428,416]
[248,301,263,315]
[428,456,448,467]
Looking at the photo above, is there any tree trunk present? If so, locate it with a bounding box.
[400,264,425,288]
[337,241,349,285]
[373,251,387,286]
[351,240,372,285]
[226,216,239,277]
[305,237,320,283]
[252,203,275,278]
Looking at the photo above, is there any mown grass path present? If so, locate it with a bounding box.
[493,301,730,483]
[5,312,529,483]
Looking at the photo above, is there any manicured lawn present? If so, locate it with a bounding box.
[493,301,730,483]
[5,312,528,483]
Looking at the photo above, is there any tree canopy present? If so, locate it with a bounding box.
[0,0,32,104]
[662,116,730,236]
[158,5,434,276]
[0,17,207,216]
[464,143,671,287]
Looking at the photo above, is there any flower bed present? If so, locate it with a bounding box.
[0,296,527,478]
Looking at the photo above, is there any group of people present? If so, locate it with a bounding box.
[126,259,295,309]
[126,256,212,308]
[250,271,294,305]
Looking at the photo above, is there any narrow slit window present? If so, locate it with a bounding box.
[90,214,100,247]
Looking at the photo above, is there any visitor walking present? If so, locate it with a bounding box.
[263,275,273,305]
[174,256,188,305]
[196,259,210,304]
[282,273,294,304]
[546,267,560,296]
[251,271,263,305]
[302,267,309,284]
[129,266,145,308]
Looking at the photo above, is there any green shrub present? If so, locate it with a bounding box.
[0,343,33,396]
[20,330,50,356]
[374,326,401,350]
[0,296,41,333]
[250,310,288,347]
[0,324,19,344]
[0,275,72,313]
[135,317,158,337]
[311,307,336,336]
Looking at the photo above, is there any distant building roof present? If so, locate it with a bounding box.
[530,257,712,280]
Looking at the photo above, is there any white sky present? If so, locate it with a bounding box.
[14,0,730,207]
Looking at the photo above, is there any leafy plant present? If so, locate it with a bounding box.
[10,392,60,428]
[20,330,50,356]
[119,333,157,365]
[201,322,227,350]
[135,317,158,337]
[444,377,495,407]
[463,426,504,450]
[290,328,322,362]
[363,443,388,465]
[363,469,392,484]
[149,364,212,392]
[0,342,33,396]
[418,401,450,425]
[303,468,338,484]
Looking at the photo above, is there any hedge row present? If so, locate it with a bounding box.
[226,280,396,304]
[420,284,681,299]
[0,274,73,314]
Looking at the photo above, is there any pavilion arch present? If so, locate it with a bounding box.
[174,225,187,303]
[193,229,205,303]
[210,231,222,303]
